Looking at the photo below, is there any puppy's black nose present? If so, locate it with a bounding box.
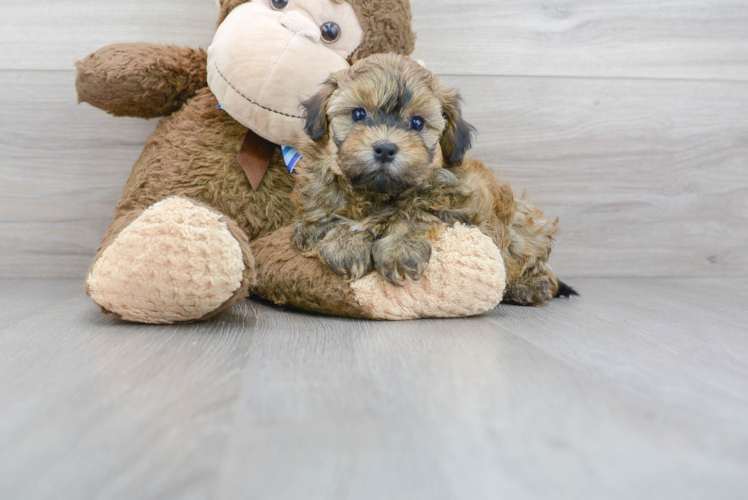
[374,142,398,163]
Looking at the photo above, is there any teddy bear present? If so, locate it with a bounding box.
[75,0,509,324]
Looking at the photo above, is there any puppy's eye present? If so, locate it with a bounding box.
[352,108,367,122]
[271,0,289,10]
[409,116,425,132]
[321,22,341,43]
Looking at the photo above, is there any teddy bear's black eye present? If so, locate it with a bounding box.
[320,22,341,43]
[410,116,425,132]
[352,108,367,122]
[271,0,289,10]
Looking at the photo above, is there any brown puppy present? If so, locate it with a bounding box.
[292,53,575,306]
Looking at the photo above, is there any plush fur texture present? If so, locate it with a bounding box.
[76,44,208,119]
[350,223,505,319]
[251,225,370,318]
[293,54,562,305]
[103,88,297,241]
[87,197,255,324]
[345,0,416,61]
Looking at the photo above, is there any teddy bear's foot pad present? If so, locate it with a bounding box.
[87,197,254,324]
[351,224,506,320]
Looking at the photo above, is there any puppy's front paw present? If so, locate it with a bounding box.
[317,226,374,281]
[373,235,432,286]
[293,221,329,253]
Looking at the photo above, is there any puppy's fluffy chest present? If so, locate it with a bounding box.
[315,163,477,237]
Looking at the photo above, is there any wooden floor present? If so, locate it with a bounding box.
[0,278,746,499]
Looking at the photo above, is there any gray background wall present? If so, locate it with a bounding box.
[1,0,746,278]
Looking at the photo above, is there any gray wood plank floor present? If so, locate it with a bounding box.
[1,278,746,499]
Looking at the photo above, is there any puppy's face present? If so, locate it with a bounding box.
[302,54,474,195]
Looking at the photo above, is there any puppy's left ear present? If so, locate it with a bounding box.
[302,76,339,142]
[439,88,476,168]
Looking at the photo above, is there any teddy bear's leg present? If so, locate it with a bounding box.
[251,223,505,320]
[86,197,256,324]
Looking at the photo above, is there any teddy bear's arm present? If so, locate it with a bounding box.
[76,43,207,118]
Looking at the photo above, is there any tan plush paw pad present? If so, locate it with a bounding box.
[87,197,247,324]
[351,224,505,320]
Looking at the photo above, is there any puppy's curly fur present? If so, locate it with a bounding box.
[292,53,574,306]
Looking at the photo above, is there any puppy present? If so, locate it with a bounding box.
[292,53,576,306]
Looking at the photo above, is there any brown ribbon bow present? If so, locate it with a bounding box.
[237,129,277,191]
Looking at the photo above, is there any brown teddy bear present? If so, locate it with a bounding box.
[75,0,514,324]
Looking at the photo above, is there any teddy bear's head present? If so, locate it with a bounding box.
[208,0,416,146]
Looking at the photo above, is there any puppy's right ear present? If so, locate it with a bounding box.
[302,77,339,142]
